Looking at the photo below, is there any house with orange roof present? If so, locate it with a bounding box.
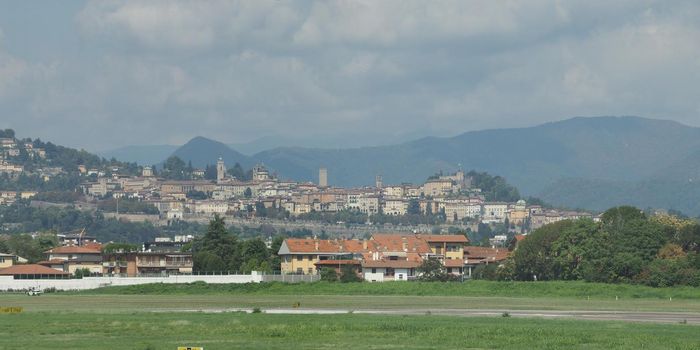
[463,246,510,278]
[0,264,71,279]
[279,233,471,279]
[42,245,103,275]
[278,238,369,275]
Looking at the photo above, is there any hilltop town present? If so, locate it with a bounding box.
[1,127,595,241]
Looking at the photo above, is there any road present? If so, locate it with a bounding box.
[166,307,700,325]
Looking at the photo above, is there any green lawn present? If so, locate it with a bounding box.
[3,293,700,313]
[79,280,700,300]
[2,312,699,350]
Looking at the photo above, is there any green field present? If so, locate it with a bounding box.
[2,311,700,350]
[79,280,700,299]
[2,281,700,349]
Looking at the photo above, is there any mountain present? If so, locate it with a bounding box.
[164,116,700,215]
[228,131,436,155]
[99,144,178,165]
[170,136,254,169]
[254,116,700,188]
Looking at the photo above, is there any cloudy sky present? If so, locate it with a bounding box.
[1,1,699,152]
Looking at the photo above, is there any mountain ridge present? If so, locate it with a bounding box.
[97,116,700,215]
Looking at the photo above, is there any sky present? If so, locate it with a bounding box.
[0,0,699,152]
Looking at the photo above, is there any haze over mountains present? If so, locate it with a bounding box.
[101,116,700,215]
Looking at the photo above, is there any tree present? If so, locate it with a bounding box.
[241,238,270,269]
[254,202,267,217]
[228,163,248,180]
[511,220,574,281]
[194,215,240,271]
[320,267,338,282]
[204,164,217,180]
[417,257,452,281]
[73,267,92,279]
[339,264,361,283]
[0,128,15,138]
[162,156,187,180]
[193,252,225,273]
[102,243,139,253]
[244,187,253,199]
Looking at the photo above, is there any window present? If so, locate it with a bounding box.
[296,255,302,261]
[296,268,303,274]
[371,268,376,273]
[308,268,313,274]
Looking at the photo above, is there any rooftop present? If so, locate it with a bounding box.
[0,264,70,275]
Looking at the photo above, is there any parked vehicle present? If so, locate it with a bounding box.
[26,288,42,296]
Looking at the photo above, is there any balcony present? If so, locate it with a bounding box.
[136,260,192,268]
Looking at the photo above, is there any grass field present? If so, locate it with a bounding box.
[2,281,700,349]
[3,293,700,313]
[2,311,700,350]
[77,280,700,299]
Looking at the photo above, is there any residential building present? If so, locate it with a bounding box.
[482,202,509,223]
[0,253,15,269]
[103,252,193,277]
[42,245,103,274]
[0,264,71,279]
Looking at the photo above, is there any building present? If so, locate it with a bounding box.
[278,233,470,280]
[42,246,103,274]
[482,202,509,223]
[0,253,16,269]
[278,238,368,275]
[216,158,226,182]
[0,264,71,279]
[463,246,509,278]
[142,166,153,177]
[103,252,193,277]
[383,198,407,216]
[421,179,454,197]
[252,164,271,181]
[319,167,328,188]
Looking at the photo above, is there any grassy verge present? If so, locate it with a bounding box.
[76,280,700,300]
[2,311,699,349]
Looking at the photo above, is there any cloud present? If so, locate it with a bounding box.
[0,1,699,150]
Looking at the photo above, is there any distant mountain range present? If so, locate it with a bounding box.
[99,116,700,215]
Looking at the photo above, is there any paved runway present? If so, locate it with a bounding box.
[170,307,700,324]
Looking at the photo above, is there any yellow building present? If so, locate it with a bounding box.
[0,253,15,269]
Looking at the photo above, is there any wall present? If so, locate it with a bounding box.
[0,273,266,291]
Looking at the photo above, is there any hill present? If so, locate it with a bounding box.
[162,116,700,215]
[170,136,254,169]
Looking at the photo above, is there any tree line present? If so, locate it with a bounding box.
[485,206,700,287]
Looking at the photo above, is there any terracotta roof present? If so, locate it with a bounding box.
[36,259,65,265]
[45,246,101,254]
[514,234,527,242]
[362,260,421,268]
[443,259,465,267]
[83,242,103,250]
[0,264,70,275]
[283,238,370,253]
[464,246,509,262]
[371,234,430,253]
[422,234,469,243]
[314,260,361,266]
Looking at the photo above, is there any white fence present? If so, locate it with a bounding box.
[0,272,319,291]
